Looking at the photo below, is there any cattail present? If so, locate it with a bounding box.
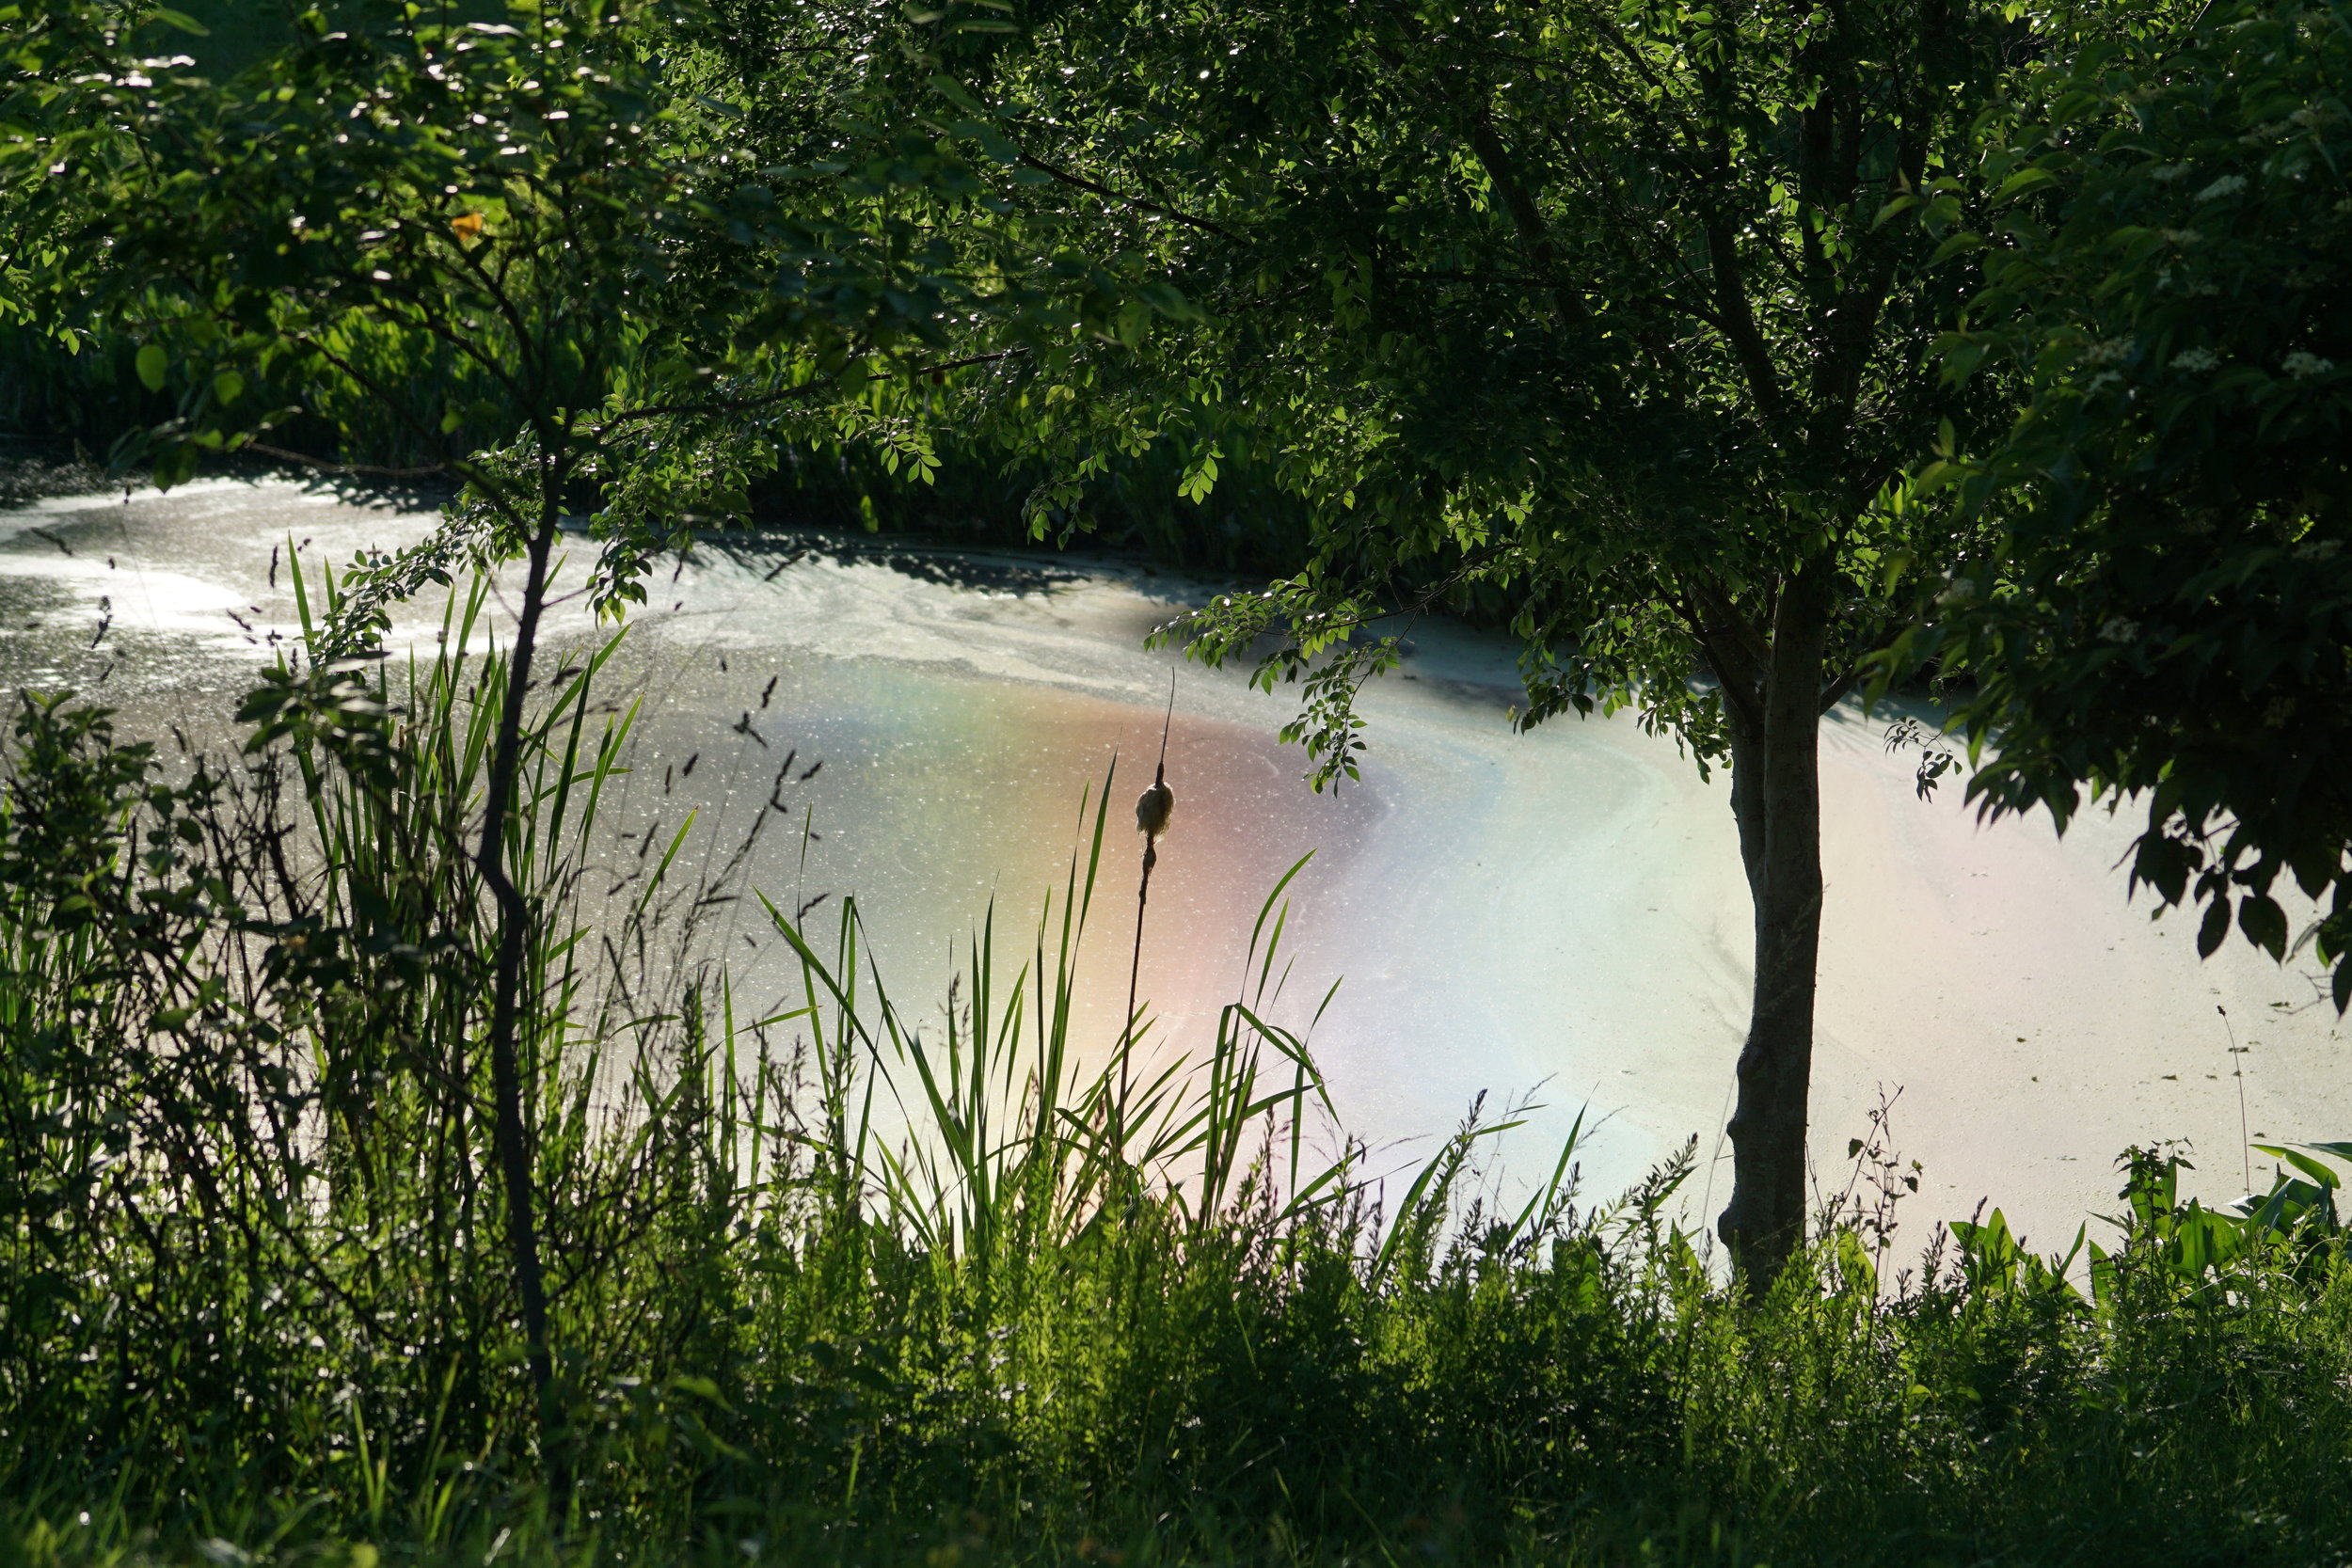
[1136,779,1174,841]
[1136,668,1177,848]
[1118,673,1179,1150]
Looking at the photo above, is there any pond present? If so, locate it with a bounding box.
[2,477,2341,1253]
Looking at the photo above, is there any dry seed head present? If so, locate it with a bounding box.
[1136,781,1173,839]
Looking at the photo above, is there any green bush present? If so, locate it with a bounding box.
[5,565,2352,1568]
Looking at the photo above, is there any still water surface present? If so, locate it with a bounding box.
[3,479,2343,1250]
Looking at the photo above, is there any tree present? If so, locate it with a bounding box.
[0,3,163,346]
[1901,0,2352,1011]
[709,0,2079,1285]
[3,0,1110,1463]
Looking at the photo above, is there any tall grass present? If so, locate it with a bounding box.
[5,564,2352,1567]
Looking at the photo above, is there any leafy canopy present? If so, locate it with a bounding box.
[713,0,2058,785]
[1910,0,2352,1003]
[6,0,1179,636]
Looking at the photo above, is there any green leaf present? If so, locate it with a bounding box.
[1993,166,2058,203]
[1928,231,1985,267]
[1940,341,1989,384]
[929,75,989,118]
[1879,550,1914,597]
[147,7,210,35]
[2252,1144,2342,1189]
[213,371,245,406]
[135,343,167,393]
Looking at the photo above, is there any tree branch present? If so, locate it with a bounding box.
[1702,219,1793,428]
[1015,152,1238,240]
[241,443,451,480]
[1463,112,1586,330]
[1818,660,1865,715]
[1688,574,1772,719]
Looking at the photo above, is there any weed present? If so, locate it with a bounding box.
[4,572,2352,1566]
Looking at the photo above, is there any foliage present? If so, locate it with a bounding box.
[0,0,1250,556]
[696,0,2182,1286]
[1901,0,2352,1005]
[23,0,970,577]
[717,0,2043,776]
[8,581,2352,1565]
[11,5,2352,1560]
[0,564,655,1502]
[0,0,1192,1459]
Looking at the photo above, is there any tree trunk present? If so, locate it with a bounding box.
[1724,706,1766,900]
[476,495,560,1483]
[1716,565,1833,1291]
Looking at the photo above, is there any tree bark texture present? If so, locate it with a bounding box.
[1716,566,1833,1291]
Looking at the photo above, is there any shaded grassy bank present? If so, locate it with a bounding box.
[5,568,2352,1568]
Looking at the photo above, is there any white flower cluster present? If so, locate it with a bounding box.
[2291,103,2344,129]
[2152,163,2192,182]
[2158,228,2202,245]
[2099,616,2142,644]
[2084,336,2136,365]
[2195,173,2249,201]
[2296,538,2343,561]
[2170,348,2220,372]
[2283,351,2335,378]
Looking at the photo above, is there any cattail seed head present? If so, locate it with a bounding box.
[1136,781,1174,839]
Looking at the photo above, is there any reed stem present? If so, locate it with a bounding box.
[1117,674,1178,1152]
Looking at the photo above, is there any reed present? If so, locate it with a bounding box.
[1119,673,1179,1149]
[6,567,2352,1568]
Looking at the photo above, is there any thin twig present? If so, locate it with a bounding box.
[242,442,452,480]
[1015,152,1240,239]
[2220,1005,2251,1193]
